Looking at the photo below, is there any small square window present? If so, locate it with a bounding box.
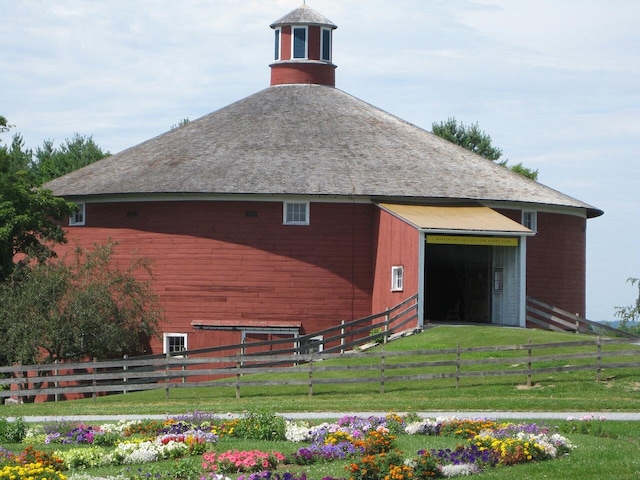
[522,211,537,231]
[163,333,187,356]
[284,202,310,225]
[391,266,404,292]
[300,335,324,354]
[69,202,85,226]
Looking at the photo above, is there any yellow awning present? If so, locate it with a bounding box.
[378,204,534,236]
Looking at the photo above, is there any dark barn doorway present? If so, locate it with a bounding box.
[424,243,492,323]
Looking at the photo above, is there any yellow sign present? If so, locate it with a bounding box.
[427,235,519,247]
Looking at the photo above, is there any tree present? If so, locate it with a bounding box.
[0,241,162,360]
[432,117,539,180]
[171,117,190,130]
[6,133,35,176]
[0,119,74,282]
[0,115,11,133]
[0,242,163,401]
[33,134,110,184]
[615,277,640,332]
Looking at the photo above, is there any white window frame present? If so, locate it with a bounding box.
[274,27,281,60]
[283,202,310,225]
[320,27,332,62]
[163,333,187,356]
[69,202,85,226]
[292,25,308,59]
[391,266,404,292]
[522,210,537,232]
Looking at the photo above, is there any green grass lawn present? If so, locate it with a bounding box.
[2,325,638,417]
[1,326,640,478]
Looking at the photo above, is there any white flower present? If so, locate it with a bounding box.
[405,419,439,435]
[439,463,481,477]
[285,421,313,442]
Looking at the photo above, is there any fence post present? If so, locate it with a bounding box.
[165,353,170,400]
[527,339,532,388]
[123,354,128,394]
[455,344,460,389]
[54,360,59,402]
[596,336,602,381]
[92,357,98,402]
[308,354,314,398]
[384,308,390,344]
[380,350,385,394]
[235,361,241,400]
[575,313,580,334]
[341,320,345,354]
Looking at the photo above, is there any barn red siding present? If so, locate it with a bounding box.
[280,26,291,60]
[270,63,336,86]
[372,209,420,317]
[308,25,321,61]
[526,211,586,317]
[59,201,376,354]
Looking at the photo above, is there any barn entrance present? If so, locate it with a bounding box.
[424,243,491,323]
[423,235,524,325]
[377,203,534,327]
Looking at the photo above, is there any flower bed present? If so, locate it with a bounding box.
[0,411,579,479]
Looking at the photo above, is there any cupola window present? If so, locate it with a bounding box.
[321,27,332,62]
[292,26,307,59]
[274,27,281,60]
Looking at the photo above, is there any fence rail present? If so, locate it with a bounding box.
[526,296,640,338]
[2,333,639,402]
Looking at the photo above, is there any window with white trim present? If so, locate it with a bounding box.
[522,210,537,231]
[69,202,85,226]
[163,333,187,355]
[391,266,404,292]
[274,27,281,60]
[321,27,332,62]
[284,202,310,225]
[292,26,307,59]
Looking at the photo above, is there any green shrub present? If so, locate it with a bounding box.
[0,417,26,443]
[234,409,286,440]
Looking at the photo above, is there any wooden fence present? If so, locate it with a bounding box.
[0,294,420,402]
[2,334,639,402]
[526,296,640,338]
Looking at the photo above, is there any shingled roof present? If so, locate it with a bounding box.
[270,4,336,29]
[44,84,602,218]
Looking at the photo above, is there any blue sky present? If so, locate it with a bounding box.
[2,1,639,321]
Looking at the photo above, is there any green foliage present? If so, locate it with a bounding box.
[0,417,26,443]
[432,117,538,180]
[33,134,109,184]
[55,445,109,469]
[615,277,640,330]
[0,147,74,283]
[171,117,190,130]
[558,417,606,437]
[432,117,503,161]
[0,115,12,133]
[509,161,539,181]
[0,241,163,366]
[234,408,287,440]
[1,117,109,185]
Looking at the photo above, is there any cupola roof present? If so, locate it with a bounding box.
[270,4,336,29]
